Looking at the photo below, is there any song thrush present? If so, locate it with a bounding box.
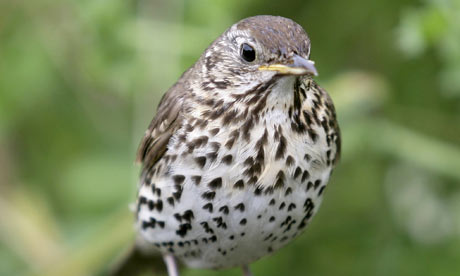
[130,15,340,276]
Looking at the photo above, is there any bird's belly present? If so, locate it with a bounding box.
[136,122,332,269]
[183,179,325,269]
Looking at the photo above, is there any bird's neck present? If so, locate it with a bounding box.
[186,75,309,124]
[265,76,297,111]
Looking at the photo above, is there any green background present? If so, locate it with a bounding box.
[1,0,460,275]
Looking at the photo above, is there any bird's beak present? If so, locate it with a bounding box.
[258,55,318,76]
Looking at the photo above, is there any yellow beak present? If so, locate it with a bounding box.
[258,55,318,76]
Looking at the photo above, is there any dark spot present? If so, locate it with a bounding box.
[279,202,286,210]
[156,200,163,212]
[294,166,302,179]
[213,216,227,229]
[303,198,315,213]
[314,179,322,189]
[225,138,235,149]
[183,210,194,222]
[203,203,213,212]
[213,216,223,224]
[269,216,275,222]
[318,185,326,196]
[139,196,147,205]
[191,175,202,185]
[252,163,262,175]
[235,203,245,212]
[142,218,158,230]
[208,177,222,190]
[234,180,244,189]
[274,171,285,189]
[210,128,220,136]
[308,129,318,143]
[301,170,310,183]
[173,187,182,201]
[222,154,233,165]
[280,216,292,227]
[240,218,247,225]
[244,156,254,166]
[172,175,185,185]
[189,136,209,151]
[256,147,265,163]
[147,200,154,210]
[194,156,206,168]
[200,222,214,234]
[307,181,313,190]
[275,135,286,160]
[202,191,216,201]
[210,142,221,151]
[174,213,182,222]
[256,129,269,148]
[206,152,218,162]
[176,223,192,237]
[219,205,229,215]
[263,233,273,241]
[285,155,295,167]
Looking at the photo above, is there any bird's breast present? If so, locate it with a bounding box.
[136,108,334,268]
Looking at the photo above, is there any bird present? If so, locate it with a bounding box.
[123,15,340,276]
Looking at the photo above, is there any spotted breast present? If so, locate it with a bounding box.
[136,70,340,269]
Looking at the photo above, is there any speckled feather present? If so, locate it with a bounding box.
[135,15,340,270]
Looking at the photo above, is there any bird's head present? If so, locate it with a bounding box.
[197,15,317,94]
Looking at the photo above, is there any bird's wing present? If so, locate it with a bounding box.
[313,80,341,165]
[136,81,187,174]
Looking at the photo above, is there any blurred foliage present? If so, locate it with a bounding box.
[0,0,459,275]
[396,0,460,96]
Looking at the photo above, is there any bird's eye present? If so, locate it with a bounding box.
[240,43,256,62]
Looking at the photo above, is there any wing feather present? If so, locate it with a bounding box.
[136,82,187,173]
